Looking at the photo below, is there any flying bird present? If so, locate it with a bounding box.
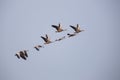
[55,36,66,41]
[67,33,76,37]
[15,50,28,60]
[70,24,84,33]
[34,45,43,51]
[51,23,66,32]
[41,34,52,44]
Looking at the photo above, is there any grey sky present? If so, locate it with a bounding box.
[0,0,120,80]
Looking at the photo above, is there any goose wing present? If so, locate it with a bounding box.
[45,34,49,39]
[77,24,80,30]
[70,25,76,31]
[59,23,63,28]
[51,25,58,30]
[15,54,20,59]
[24,51,28,57]
[41,36,47,42]
[34,47,39,51]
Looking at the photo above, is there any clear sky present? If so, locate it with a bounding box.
[0,0,120,80]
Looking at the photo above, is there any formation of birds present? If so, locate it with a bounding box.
[15,23,84,60]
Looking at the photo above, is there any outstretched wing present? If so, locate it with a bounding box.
[77,24,80,30]
[41,36,47,42]
[58,23,61,27]
[70,25,76,31]
[24,51,28,57]
[34,47,39,51]
[51,25,58,30]
[45,34,49,39]
[15,54,20,59]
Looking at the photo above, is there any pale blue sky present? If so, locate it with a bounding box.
[0,0,120,80]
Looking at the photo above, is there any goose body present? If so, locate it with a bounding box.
[70,24,84,33]
[41,34,51,44]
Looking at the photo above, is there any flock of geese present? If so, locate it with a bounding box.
[15,23,84,60]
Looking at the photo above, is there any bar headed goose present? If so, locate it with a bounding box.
[70,24,84,33]
[41,34,51,44]
[52,23,66,32]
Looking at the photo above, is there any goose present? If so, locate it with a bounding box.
[70,24,84,33]
[67,33,76,37]
[52,23,66,32]
[41,34,52,44]
[34,45,43,51]
[55,36,66,41]
[15,50,28,60]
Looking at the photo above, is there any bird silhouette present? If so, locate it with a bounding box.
[41,34,52,44]
[52,23,66,32]
[15,50,28,60]
[70,24,84,33]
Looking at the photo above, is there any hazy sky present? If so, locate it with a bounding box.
[0,0,120,80]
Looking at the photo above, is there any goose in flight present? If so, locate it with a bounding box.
[41,34,52,44]
[15,50,28,60]
[34,45,43,51]
[70,24,84,33]
[51,23,66,32]
[55,36,66,41]
[67,33,76,37]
